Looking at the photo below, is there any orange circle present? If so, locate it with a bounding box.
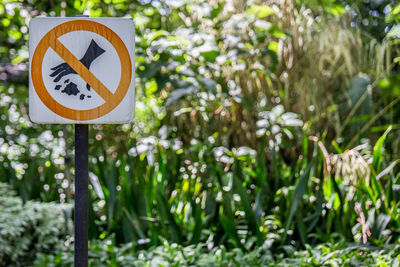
[31,20,132,121]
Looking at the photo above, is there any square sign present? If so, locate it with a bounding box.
[29,17,135,124]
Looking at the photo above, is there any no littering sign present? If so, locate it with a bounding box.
[29,18,135,123]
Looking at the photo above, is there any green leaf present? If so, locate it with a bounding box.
[324,4,346,17]
[200,50,219,62]
[269,26,286,38]
[156,190,182,243]
[189,201,202,244]
[283,164,312,242]
[233,161,262,245]
[210,2,224,19]
[379,74,400,96]
[247,5,275,18]
[267,41,279,54]
[219,213,245,250]
[295,207,307,245]
[122,208,146,239]
[372,126,392,173]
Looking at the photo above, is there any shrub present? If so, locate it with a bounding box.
[34,236,400,267]
[0,183,71,266]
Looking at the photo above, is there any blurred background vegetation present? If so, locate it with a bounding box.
[1,0,400,265]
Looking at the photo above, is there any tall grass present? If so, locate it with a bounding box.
[0,120,398,249]
[0,125,389,249]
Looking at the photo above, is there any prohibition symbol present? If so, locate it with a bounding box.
[31,20,132,121]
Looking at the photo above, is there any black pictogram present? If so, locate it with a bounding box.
[61,82,80,96]
[50,39,105,100]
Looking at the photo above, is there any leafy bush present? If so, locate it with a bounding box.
[34,236,400,266]
[0,183,71,266]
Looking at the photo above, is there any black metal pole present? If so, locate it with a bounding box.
[74,124,88,267]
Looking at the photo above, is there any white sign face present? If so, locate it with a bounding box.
[29,17,135,124]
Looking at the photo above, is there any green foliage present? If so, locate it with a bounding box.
[0,183,71,266]
[0,0,400,264]
[34,236,400,266]
[64,121,398,251]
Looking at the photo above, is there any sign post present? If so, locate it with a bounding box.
[74,124,88,267]
[29,17,135,267]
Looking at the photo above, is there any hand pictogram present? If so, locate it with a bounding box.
[50,39,105,89]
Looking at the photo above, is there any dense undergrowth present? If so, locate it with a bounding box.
[1,0,400,265]
[34,237,400,266]
[0,183,70,266]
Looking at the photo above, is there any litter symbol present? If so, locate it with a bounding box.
[50,39,105,100]
[51,39,105,90]
[30,19,133,121]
